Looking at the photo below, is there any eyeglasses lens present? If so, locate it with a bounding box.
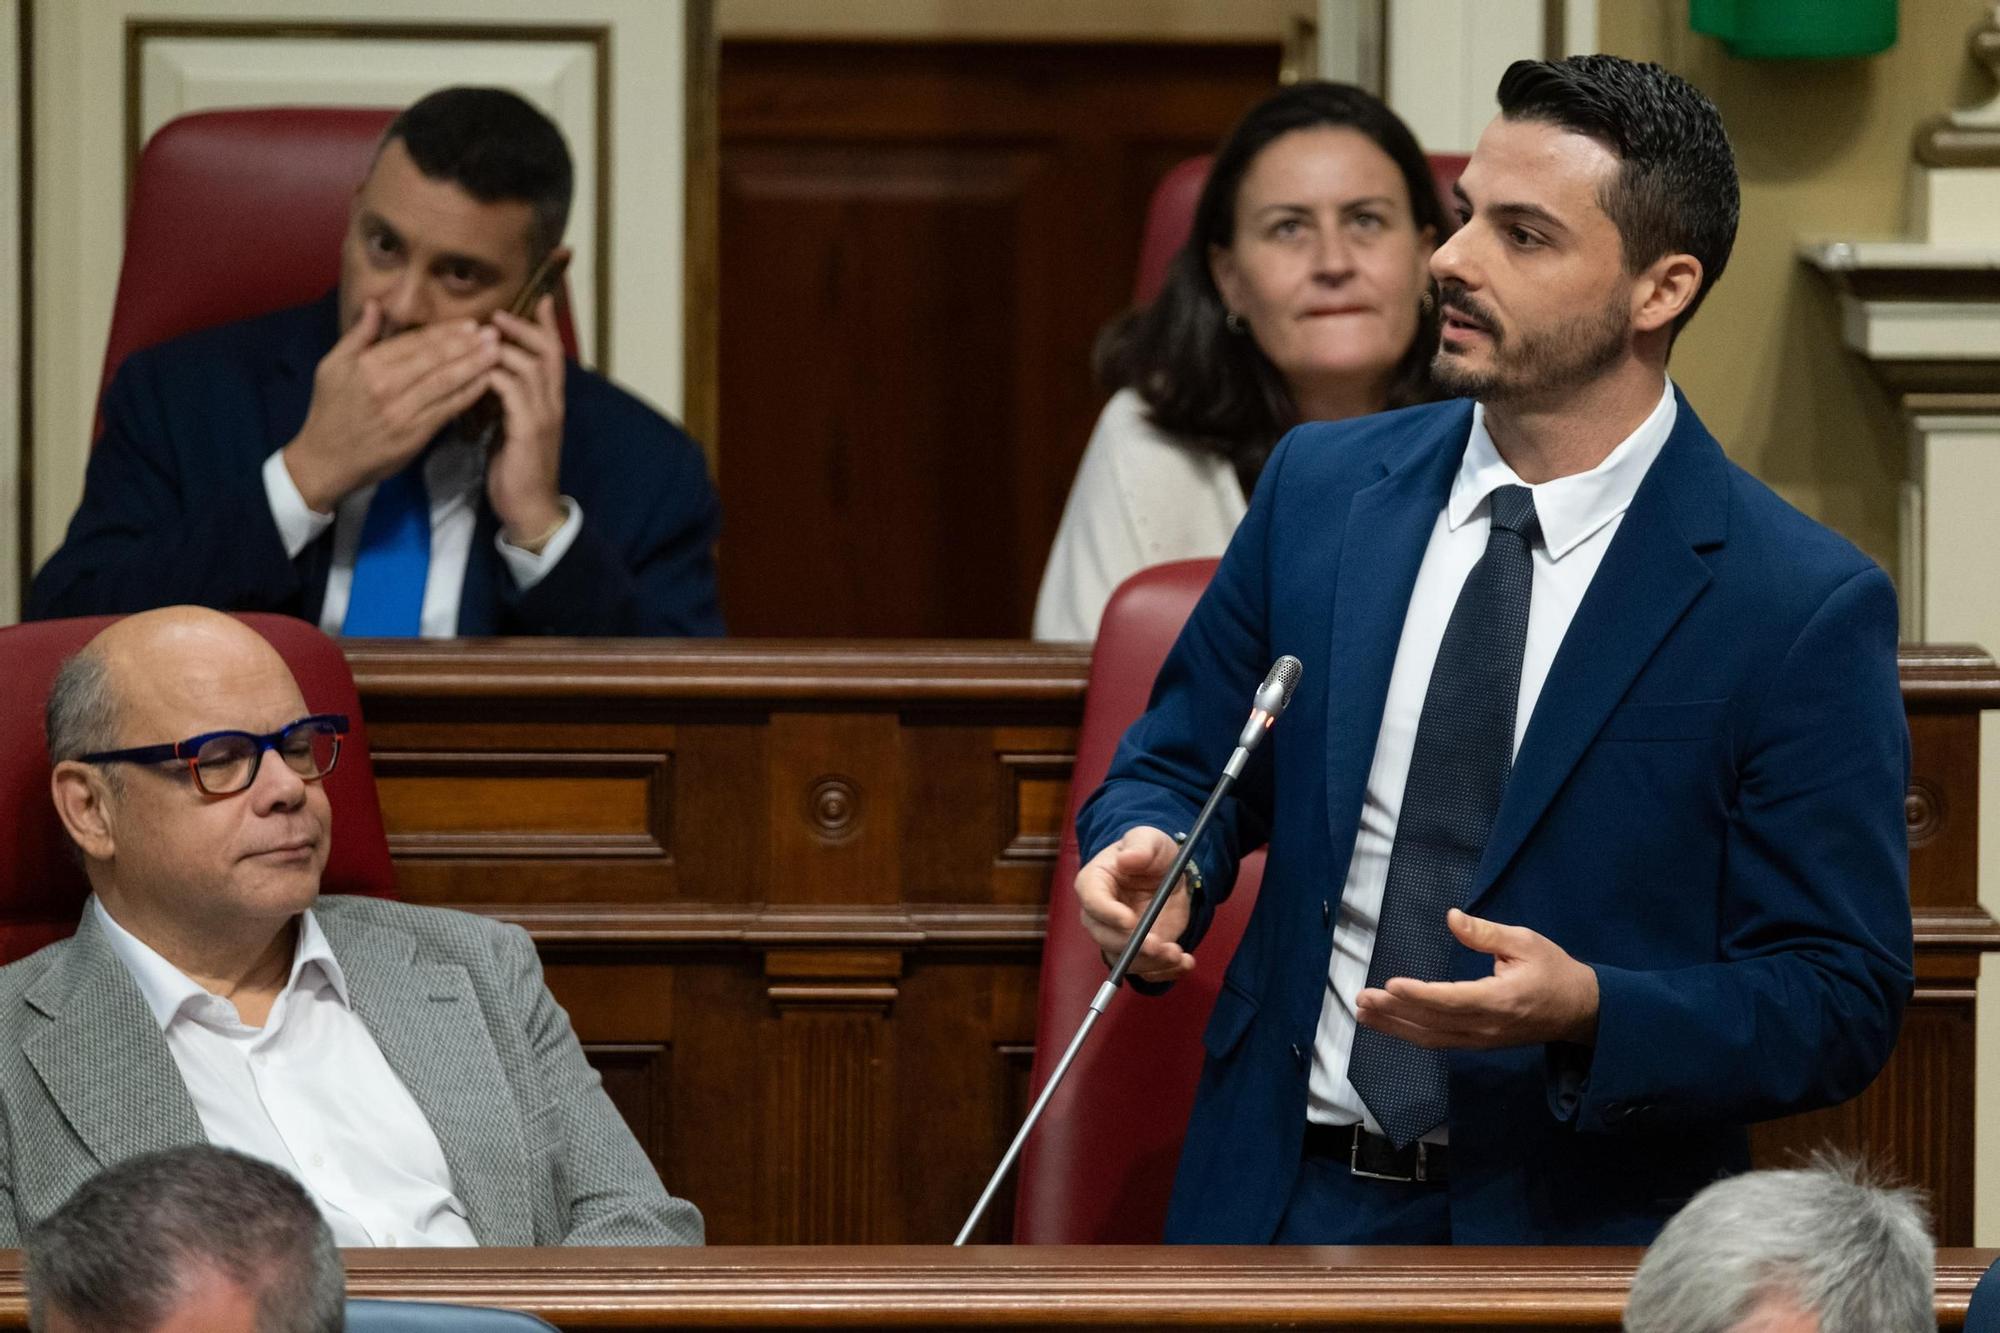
[279,723,341,779]
[191,724,341,794]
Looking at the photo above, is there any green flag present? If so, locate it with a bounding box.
[1691,0,1896,58]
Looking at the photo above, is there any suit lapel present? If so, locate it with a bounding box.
[1467,399,1731,907]
[1323,403,1474,853]
[318,906,533,1244]
[23,912,203,1169]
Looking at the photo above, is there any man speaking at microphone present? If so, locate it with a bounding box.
[1073,55,1911,1246]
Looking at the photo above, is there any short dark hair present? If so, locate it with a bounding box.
[25,1145,345,1333]
[1496,54,1738,335]
[383,86,574,259]
[1096,81,1450,490]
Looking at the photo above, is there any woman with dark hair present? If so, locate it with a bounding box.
[1033,81,1449,640]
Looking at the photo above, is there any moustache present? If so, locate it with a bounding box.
[1436,283,1500,340]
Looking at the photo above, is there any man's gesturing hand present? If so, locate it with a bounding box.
[281,301,501,514]
[1073,826,1194,983]
[1355,908,1599,1049]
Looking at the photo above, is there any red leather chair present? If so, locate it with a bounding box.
[1012,559,1267,1243]
[1131,155,1215,307]
[0,614,396,964]
[1131,152,1471,306]
[98,106,577,424]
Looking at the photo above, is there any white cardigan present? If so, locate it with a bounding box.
[1033,389,1248,641]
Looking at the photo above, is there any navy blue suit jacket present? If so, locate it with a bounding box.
[1078,393,1913,1245]
[28,295,724,635]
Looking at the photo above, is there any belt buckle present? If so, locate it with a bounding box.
[1347,1125,1428,1183]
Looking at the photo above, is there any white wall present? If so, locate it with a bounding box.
[0,0,20,622]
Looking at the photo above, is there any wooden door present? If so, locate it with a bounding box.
[717,41,1280,637]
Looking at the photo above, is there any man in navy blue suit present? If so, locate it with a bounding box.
[29,87,723,637]
[1074,56,1912,1245]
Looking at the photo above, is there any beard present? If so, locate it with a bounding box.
[1429,280,1630,404]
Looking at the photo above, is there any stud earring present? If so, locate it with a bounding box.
[1225,311,1247,334]
[1419,288,1436,316]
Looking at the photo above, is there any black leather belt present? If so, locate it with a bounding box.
[1304,1122,1449,1184]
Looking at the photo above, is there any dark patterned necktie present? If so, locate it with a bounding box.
[1347,484,1540,1148]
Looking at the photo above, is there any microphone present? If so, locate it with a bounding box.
[953,655,1303,1245]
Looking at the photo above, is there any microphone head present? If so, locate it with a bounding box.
[1253,655,1304,717]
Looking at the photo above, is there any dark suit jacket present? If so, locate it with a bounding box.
[27,294,725,635]
[0,895,704,1245]
[1078,392,1913,1245]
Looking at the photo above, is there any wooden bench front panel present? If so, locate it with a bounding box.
[348,640,2000,1246]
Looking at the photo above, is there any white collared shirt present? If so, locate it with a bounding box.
[92,896,477,1246]
[1308,379,1679,1139]
[261,438,582,638]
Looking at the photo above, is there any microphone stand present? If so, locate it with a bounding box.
[952,655,1297,1245]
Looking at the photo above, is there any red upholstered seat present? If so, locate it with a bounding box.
[0,614,396,964]
[1130,152,1472,307]
[1131,155,1214,307]
[98,106,578,427]
[1013,558,1267,1243]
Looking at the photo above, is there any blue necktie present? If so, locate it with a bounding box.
[1347,484,1540,1148]
[341,459,430,637]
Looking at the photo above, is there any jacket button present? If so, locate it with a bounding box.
[1291,1043,1307,1069]
[1321,900,1331,929]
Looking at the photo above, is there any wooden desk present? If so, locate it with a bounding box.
[0,1247,1993,1329]
[347,640,2000,1247]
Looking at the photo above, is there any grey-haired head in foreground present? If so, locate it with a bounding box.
[1622,1155,1933,1333]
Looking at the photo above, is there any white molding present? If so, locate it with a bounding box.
[29,0,687,572]
[1560,0,1595,55]
[1839,297,2000,360]
[1382,0,1542,154]
[1316,0,1383,94]
[0,0,18,623]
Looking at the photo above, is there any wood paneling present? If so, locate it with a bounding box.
[716,42,1281,637]
[0,1247,1994,1331]
[348,639,2000,1246]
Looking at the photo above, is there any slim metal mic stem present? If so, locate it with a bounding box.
[951,758,1243,1245]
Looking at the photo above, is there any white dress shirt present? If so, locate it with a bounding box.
[92,896,477,1247]
[1308,379,1678,1139]
[261,438,582,638]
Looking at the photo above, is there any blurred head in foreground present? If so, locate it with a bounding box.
[25,1144,344,1333]
[1622,1157,1932,1333]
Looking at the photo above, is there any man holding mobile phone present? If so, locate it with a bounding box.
[29,87,725,637]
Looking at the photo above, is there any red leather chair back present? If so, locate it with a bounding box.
[1131,152,1472,307]
[99,106,578,423]
[1013,559,1267,1243]
[0,614,396,964]
[1132,155,1214,307]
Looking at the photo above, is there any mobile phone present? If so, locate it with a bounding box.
[465,250,571,450]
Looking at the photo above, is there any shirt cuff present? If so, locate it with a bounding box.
[262,451,336,559]
[496,497,582,590]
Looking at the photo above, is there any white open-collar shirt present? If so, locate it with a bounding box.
[1308,379,1678,1141]
[92,896,477,1246]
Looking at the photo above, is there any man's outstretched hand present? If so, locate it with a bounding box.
[1355,908,1599,1048]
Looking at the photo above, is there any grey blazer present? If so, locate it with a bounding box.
[0,895,703,1246]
